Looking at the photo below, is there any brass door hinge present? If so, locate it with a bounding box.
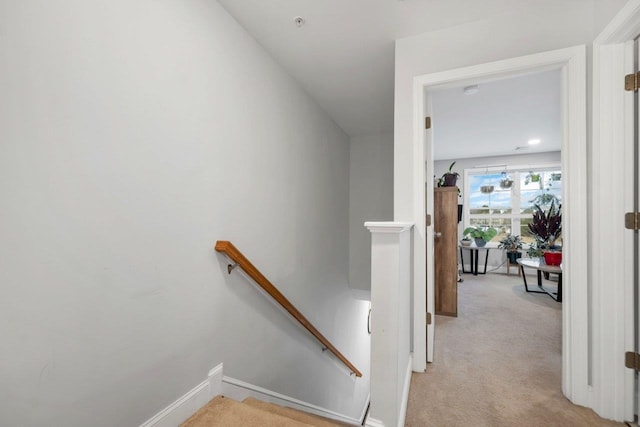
[626,351,640,370]
[425,116,431,129]
[625,72,640,91]
[625,212,640,230]
[426,312,432,325]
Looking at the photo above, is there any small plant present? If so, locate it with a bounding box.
[498,234,523,252]
[500,171,513,189]
[460,236,472,246]
[527,240,544,258]
[437,161,460,187]
[528,193,560,209]
[525,171,541,185]
[500,234,523,264]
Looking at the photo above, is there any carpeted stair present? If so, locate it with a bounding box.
[181,396,347,427]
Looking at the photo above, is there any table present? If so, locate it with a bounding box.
[459,245,493,276]
[516,258,562,302]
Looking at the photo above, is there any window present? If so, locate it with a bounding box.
[464,165,562,243]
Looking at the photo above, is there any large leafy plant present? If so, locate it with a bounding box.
[463,226,497,242]
[528,201,562,248]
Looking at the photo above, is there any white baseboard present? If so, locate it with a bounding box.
[365,354,412,427]
[222,376,367,426]
[138,364,368,427]
[139,363,223,427]
[365,417,386,427]
[398,354,413,427]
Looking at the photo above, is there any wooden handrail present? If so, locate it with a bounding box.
[215,240,362,378]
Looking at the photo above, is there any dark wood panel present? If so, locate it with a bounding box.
[434,187,458,317]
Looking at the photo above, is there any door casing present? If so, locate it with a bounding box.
[590,0,640,420]
[412,45,588,405]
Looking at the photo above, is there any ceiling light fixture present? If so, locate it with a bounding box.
[463,85,479,95]
[528,138,541,145]
[294,16,305,27]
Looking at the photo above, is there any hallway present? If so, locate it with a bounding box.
[405,272,624,426]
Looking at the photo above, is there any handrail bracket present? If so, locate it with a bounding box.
[227,262,239,275]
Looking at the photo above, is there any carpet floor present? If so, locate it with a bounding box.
[405,271,626,427]
[180,396,347,427]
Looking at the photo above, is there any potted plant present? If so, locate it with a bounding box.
[463,226,497,247]
[526,240,544,259]
[528,193,560,210]
[480,185,495,193]
[460,237,472,247]
[527,201,562,265]
[500,171,513,189]
[437,161,460,187]
[498,234,522,263]
[525,171,541,185]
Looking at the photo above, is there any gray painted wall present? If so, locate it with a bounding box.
[349,133,394,294]
[0,1,369,426]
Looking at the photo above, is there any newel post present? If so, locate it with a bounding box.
[364,222,414,427]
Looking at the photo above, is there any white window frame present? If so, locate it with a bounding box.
[462,162,562,240]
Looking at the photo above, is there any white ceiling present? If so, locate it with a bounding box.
[431,69,561,161]
[217,0,577,138]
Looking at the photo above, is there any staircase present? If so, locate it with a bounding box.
[181,396,350,427]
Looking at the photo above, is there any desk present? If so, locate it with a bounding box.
[516,258,562,302]
[459,245,493,276]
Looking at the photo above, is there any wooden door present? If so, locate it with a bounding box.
[434,187,458,316]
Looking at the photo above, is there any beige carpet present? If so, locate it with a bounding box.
[181,396,313,427]
[405,272,626,427]
[242,397,342,426]
[181,396,346,427]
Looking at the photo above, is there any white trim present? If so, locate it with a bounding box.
[416,74,432,367]
[364,221,414,233]
[560,45,589,406]
[397,354,413,427]
[139,363,223,427]
[222,376,367,426]
[590,2,639,421]
[413,45,588,406]
[365,416,387,427]
[595,0,640,44]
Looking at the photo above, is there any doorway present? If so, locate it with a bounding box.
[411,46,589,405]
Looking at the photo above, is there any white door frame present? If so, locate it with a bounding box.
[412,46,588,405]
[590,0,640,421]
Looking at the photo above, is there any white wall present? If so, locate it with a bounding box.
[395,1,625,223]
[0,1,370,426]
[349,133,394,293]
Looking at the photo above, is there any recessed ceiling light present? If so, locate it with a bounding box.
[294,16,305,27]
[528,138,541,145]
[463,85,479,95]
